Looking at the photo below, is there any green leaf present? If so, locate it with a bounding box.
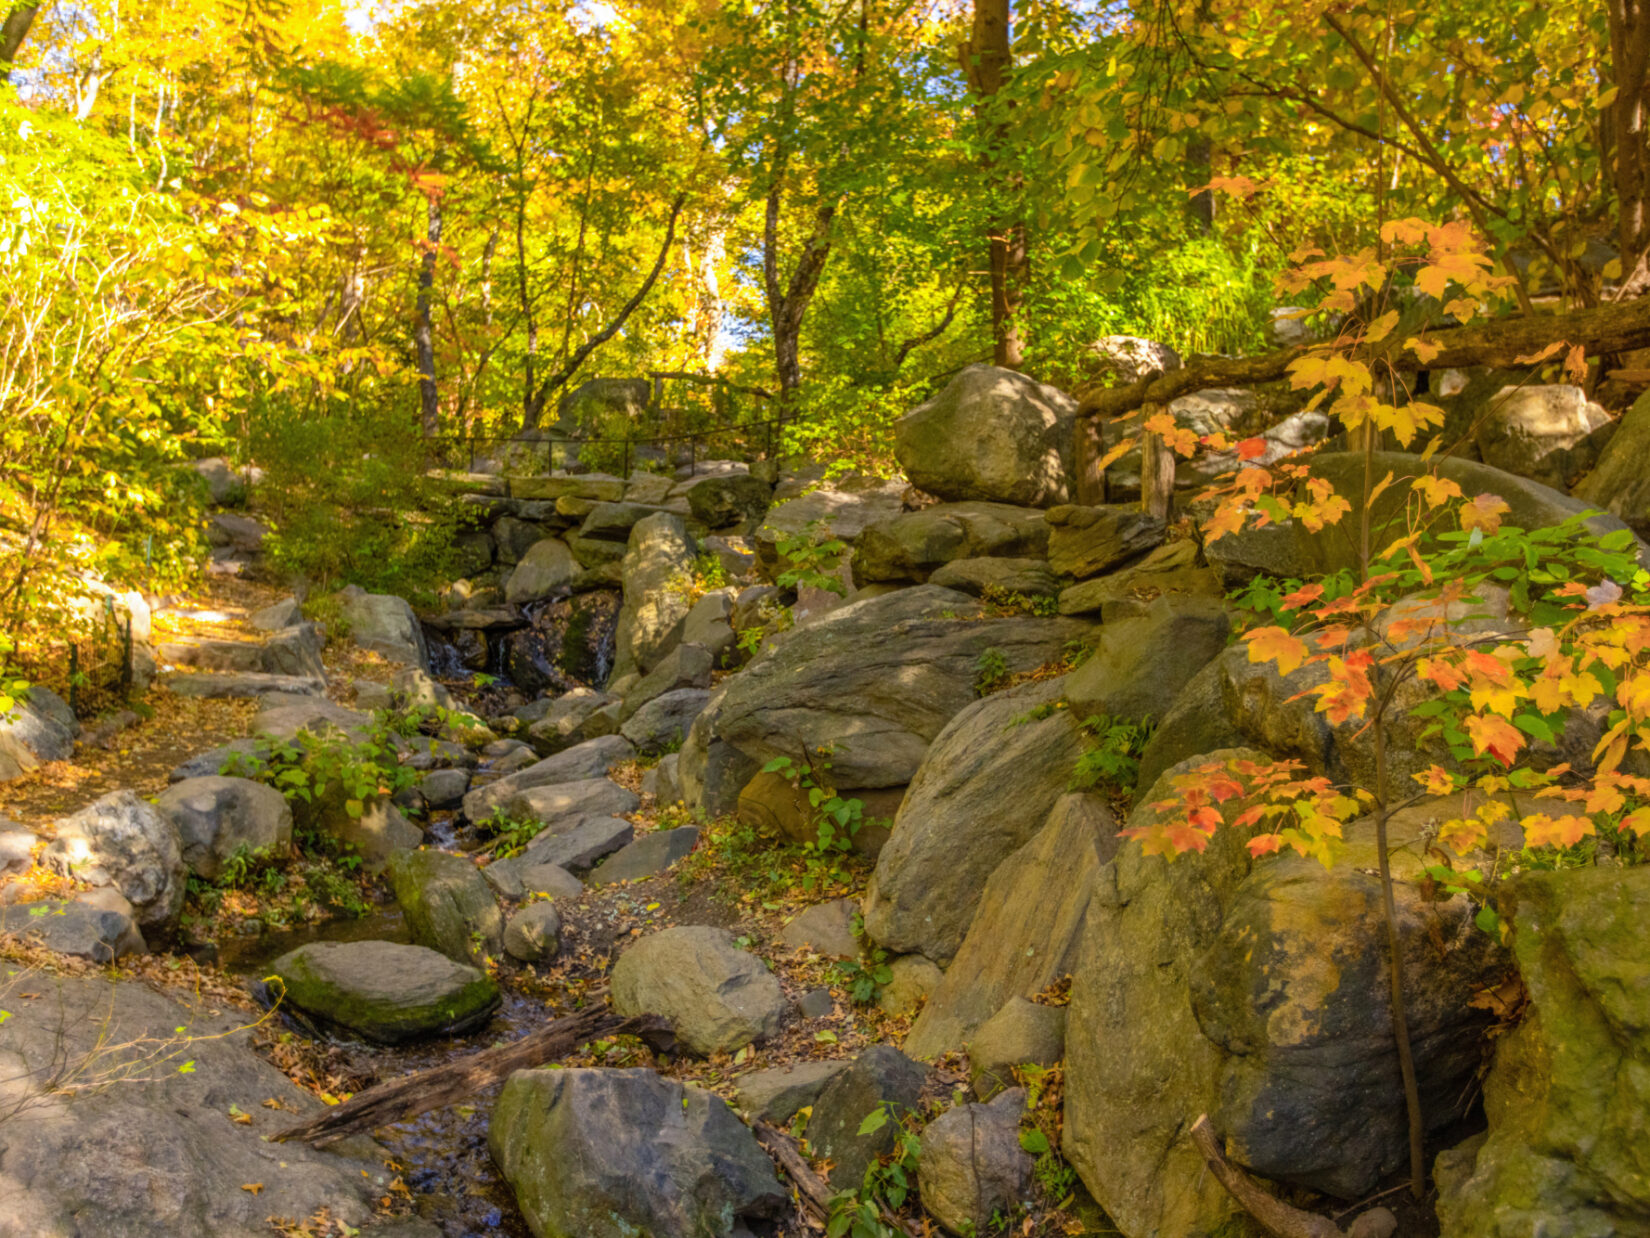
[1019,1129,1051,1155]
[856,1106,889,1136]
[1475,905,1501,934]
[178,1060,196,1074]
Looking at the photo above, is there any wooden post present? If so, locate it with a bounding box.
[1075,414,1107,506]
[1139,401,1175,520]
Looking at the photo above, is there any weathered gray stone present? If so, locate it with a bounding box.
[0,818,33,876]
[0,896,146,962]
[187,455,248,505]
[610,925,789,1056]
[587,825,699,886]
[680,589,738,665]
[0,976,382,1237]
[1133,657,1247,796]
[420,767,469,809]
[503,778,639,830]
[927,556,1061,598]
[516,815,634,874]
[677,686,762,817]
[155,776,293,882]
[735,1060,849,1124]
[714,586,1094,789]
[336,587,428,669]
[895,365,1075,506]
[754,481,906,578]
[505,538,580,604]
[918,1089,1033,1236]
[620,643,713,721]
[485,858,584,902]
[502,902,562,962]
[779,898,860,959]
[1476,383,1612,490]
[877,955,944,1017]
[1577,385,1650,535]
[968,999,1067,1099]
[620,688,711,755]
[688,473,772,529]
[321,798,424,873]
[809,1046,929,1188]
[0,687,79,782]
[387,849,504,965]
[461,734,635,820]
[905,792,1114,1060]
[164,671,328,700]
[853,502,1049,585]
[862,679,1086,964]
[1045,504,1166,578]
[1063,594,1231,724]
[271,940,500,1044]
[524,688,620,756]
[644,752,683,804]
[489,1067,786,1238]
[508,471,627,502]
[1056,539,1215,616]
[42,791,185,935]
[251,697,372,742]
[169,739,267,782]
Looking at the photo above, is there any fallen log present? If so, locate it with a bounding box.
[1077,295,1650,423]
[1190,1114,1397,1238]
[273,1007,671,1146]
[753,1121,924,1238]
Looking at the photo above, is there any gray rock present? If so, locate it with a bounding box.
[187,455,247,505]
[42,790,186,935]
[1082,335,1181,384]
[489,1066,786,1238]
[1045,504,1166,578]
[264,623,327,679]
[1133,658,1247,795]
[0,819,33,875]
[271,939,500,1044]
[927,556,1061,598]
[494,515,551,564]
[625,472,676,505]
[251,696,373,742]
[1577,386,1650,534]
[735,1060,849,1123]
[0,976,382,1237]
[969,999,1067,1099]
[680,589,738,664]
[1476,383,1611,489]
[207,511,266,552]
[643,751,682,804]
[505,538,580,604]
[566,534,628,568]
[461,734,635,820]
[754,481,906,577]
[524,688,620,755]
[895,365,1075,506]
[1064,594,1231,724]
[854,502,1049,585]
[502,901,562,962]
[0,896,146,962]
[677,685,763,817]
[796,988,835,1019]
[620,643,713,721]
[578,500,671,541]
[517,815,634,873]
[809,1046,929,1189]
[336,587,429,669]
[588,826,699,884]
[862,678,1086,964]
[611,925,789,1056]
[905,792,1114,1060]
[165,671,326,699]
[487,859,583,901]
[0,686,78,782]
[168,738,267,782]
[503,777,640,829]
[919,1089,1034,1236]
[1056,539,1214,616]
[778,898,860,960]
[714,586,1095,789]
[155,776,294,882]
[620,687,711,755]
[157,636,270,674]
[318,797,424,872]
[420,767,469,809]
[688,473,772,529]
[614,513,698,680]
[877,955,944,1017]
[387,849,504,965]
[389,666,455,711]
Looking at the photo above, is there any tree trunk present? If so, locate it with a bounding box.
[762,152,837,401]
[0,5,39,75]
[415,196,443,439]
[1608,0,1650,295]
[969,0,1025,369]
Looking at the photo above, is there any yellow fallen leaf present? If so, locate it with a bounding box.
[240,1183,263,1196]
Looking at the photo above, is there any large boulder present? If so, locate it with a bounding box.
[0,687,78,782]
[524,688,620,756]
[613,513,697,681]
[0,895,146,963]
[861,679,1087,964]
[610,925,788,1056]
[336,588,428,669]
[155,776,294,882]
[895,365,1075,507]
[735,1060,849,1124]
[512,814,634,874]
[754,478,907,578]
[619,687,710,755]
[1063,594,1231,724]
[505,538,579,604]
[1435,866,1650,1236]
[1206,451,1645,586]
[968,998,1067,1099]
[904,791,1115,1059]
[928,556,1061,598]
[1576,385,1650,534]
[555,376,651,431]
[619,644,713,721]
[713,586,1095,789]
[853,502,1049,585]
[387,849,504,966]
[1475,383,1612,490]
[1133,658,1247,795]
[0,976,383,1237]
[1045,504,1165,578]
[1056,538,1219,619]
[270,940,500,1044]
[42,790,186,936]
[918,1089,1033,1236]
[588,825,699,885]
[489,1067,786,1238]
[1062,754,1506,1236]
[688,472,772,529]
[501,779,640,830]
[677,685,763,818]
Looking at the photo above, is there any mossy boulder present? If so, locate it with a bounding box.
[387,849,504,965]
[270,940,500,1044]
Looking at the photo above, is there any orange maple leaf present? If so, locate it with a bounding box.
[1246,626,1309,676]
[1460,493,1512,535]
[1520,812,1594,849]
[1464,713,1526,766]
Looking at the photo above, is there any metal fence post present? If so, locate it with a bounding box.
[622,437,631,480]
[68,643,79,717]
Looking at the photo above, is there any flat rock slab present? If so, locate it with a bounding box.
[588,826,699,885]
[270,940,500,1044]
[461,735,636,820]
[611,925,788,1056]
[735,1060,850,1124]
[0,898,146,962]
[162,672,326,699]
[517,815,635,874]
